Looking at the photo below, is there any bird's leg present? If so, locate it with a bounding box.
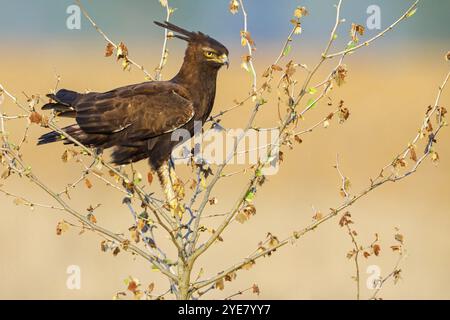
[157,162,184,218]
[169,161,185,200]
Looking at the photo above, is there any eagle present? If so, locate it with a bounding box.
[38,21,229,212]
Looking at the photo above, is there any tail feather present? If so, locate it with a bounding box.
[42,89,80,114]
[37,124,80,146]
[38,124,111,148]
[37,131,65,145]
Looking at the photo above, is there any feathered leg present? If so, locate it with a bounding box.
[169,162,185,200]
[157,161,184,218]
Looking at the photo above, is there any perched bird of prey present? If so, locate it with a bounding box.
[38,21,229,212]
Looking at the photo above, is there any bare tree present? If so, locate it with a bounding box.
[0,0,449,300]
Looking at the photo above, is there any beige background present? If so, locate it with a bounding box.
[1,39,450,299]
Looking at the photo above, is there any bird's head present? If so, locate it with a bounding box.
[154,21,229,70]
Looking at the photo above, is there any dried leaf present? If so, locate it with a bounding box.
[373,244,381,256]
[117,42,129,60]
[126,277,140,295]
[29,112,43,125]
[85,178,93,189]
[241,260,255,270]
[235,212,248,224]
[61,150,71,163]
[339,212,352,227]
[395,233,404,244]
[215,278,224,290]
[13,198,24,206]
[87,213,97,224]
[409,145,418,162]
[335,65,348,86]
[430,151,439,163]
[294,6,308,18]
[113,246,121,256]
[105,43,114,57]
[338,102,350,123]
[100,240,108,252]
[350,23,365,42]
[56,221,69,235]
[312,211,323,221]
[225,272,237,282]
[393,269,402,284]
[271,64,283,72]
[129,226,140,244]
[229,0,239,14]
[252,284,260,295]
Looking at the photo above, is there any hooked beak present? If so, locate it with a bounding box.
[220,54,229,69]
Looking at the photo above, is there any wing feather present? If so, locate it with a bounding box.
[72,82,195,141]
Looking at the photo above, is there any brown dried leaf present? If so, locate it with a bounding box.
[127,277,140,294]
[350,23,365,42]
[294,135,303,144]
[312,211,323,221]
[339,212,352,227]
[215,278,224,290]
[87,213,97,224]
[105,43,114,57]
[335,65,348,86]
[61,150,71,163]
[393,269,402,284]
[129,226,140,244]
[271,64,283,72]
[100,240,108,252]
[373,244,381,256]
[29,112,43,125]
[113,246,121,256]
[147,172,153,185]
[117,42,129,60]
[409,145,418,162]
[85,178,93,189]
[252,284,260,295]
[56,221,69,235]
[225,272,237,282]
[338,104,350,123]
[209,197,218,205]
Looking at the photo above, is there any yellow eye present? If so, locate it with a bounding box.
[205,51,215,58]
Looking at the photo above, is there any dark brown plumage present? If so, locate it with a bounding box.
[38,22,228,213]
[38,21,229,172]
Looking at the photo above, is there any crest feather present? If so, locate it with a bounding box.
[154,21,194,42]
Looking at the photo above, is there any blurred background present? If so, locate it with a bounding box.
[0,0,449,299]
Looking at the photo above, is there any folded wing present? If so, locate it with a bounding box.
[38,82,195,147]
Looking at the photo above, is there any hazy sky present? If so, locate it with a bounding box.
[0,0,449,47]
